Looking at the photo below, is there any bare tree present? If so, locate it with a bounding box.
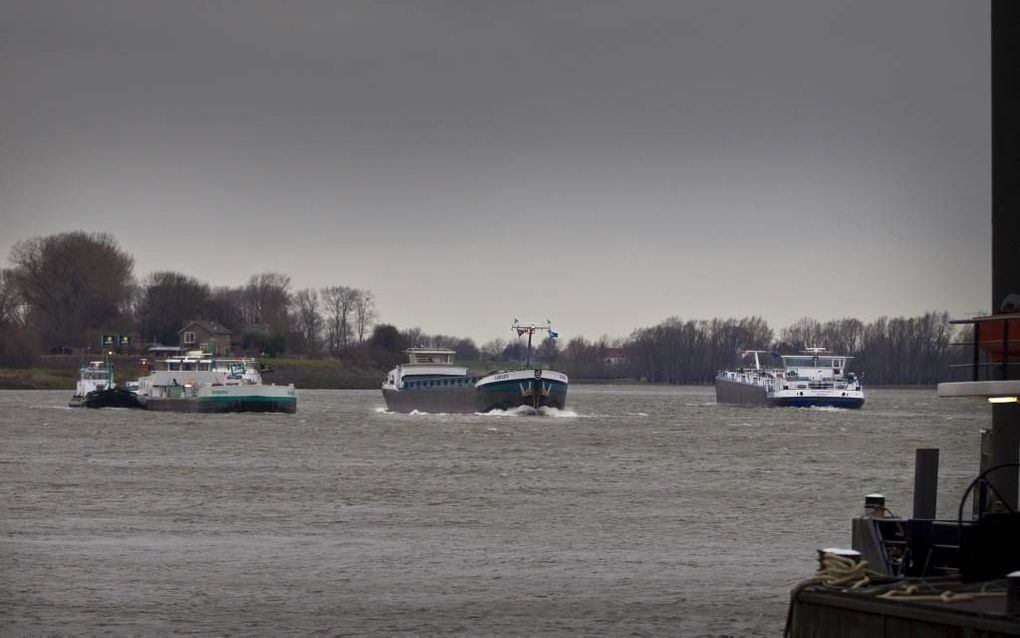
[138,271,211,345]
[534,336,559,363]
[779,317,823,352]
[243,273,292,334]
[454,338,481,360]
[293,288,323,355]
[321,285,357,355]
[8,231,134,349]
[0,269,36,367]
[480,338,506,361]
[0,269,23,328]
[401,327,426,348]
[207,286,246,333]
[353,289,377,343]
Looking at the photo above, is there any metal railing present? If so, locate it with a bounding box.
[948,313,1020,381]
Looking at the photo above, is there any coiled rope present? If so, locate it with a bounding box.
[876,582,1005,603]
[783,552,1006,637]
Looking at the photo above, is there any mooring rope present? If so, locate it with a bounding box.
[783,551,1007,637]
[876,582,1005,603]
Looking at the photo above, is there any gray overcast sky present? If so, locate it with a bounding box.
[0,1,991,343]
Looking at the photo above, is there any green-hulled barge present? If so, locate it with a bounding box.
[135,351,296,413]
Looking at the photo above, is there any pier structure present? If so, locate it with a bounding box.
[787,3,1020,634]
[986,0,1020,511]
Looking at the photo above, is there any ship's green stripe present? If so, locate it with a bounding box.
[199,395,297,404]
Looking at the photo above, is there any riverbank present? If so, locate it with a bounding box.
[0,355,387,390]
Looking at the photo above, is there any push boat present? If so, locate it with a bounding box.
[134,351,296,413]
[381,321,569,413]
[69,357,142,409]
[715,348,864,408]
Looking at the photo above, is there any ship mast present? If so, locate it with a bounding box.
[512,319,558,368]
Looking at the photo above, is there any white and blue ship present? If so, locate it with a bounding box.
[715,348,865,409]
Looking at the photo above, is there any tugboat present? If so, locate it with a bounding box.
[69,355,142,409]
[381,320,569,413]
[134,351,296,413]
[715,348,864,408]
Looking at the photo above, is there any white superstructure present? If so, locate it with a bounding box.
[715,348,864,408]
[73,360,114,398]
[136,351,264,397]
[382,348,470,391]
[133,350,296,412]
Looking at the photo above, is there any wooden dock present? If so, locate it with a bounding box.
[788,581,1019,637]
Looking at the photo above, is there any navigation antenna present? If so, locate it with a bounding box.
[512,319,559,367]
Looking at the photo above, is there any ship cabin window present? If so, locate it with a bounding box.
[783,357,814,368]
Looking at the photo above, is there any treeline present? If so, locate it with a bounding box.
[551,313,965,386]
[0,231,972,385]
[0,231,388,365]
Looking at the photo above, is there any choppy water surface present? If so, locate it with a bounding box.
[0,386,989,635]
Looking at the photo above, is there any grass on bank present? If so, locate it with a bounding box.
[0,367,78,390]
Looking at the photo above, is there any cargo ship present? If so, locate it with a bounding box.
[715,348,864,408]
[381,321,568,413]
[134,351,296,413]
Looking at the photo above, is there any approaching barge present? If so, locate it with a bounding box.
[715,348,864,409]
[381,321,568,413]
[134,351,296,413]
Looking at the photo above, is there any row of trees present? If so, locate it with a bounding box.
[557,313,964,385]
[381,312,966,386]
[0,231,976,384]
[136,271,378,356]
[0,232,378,362]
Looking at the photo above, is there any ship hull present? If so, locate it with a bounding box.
[382,386,478,413]
[769,395,865,409]
[382,369,569,414]
[716,377,864,409]
[141,396,297,413]
[139,385,297,413]
[714,377,770,406]
[70,388,143,409]
[475,372,568,412]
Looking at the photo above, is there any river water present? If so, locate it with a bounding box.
[0,386,989,636]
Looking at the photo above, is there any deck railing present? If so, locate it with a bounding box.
[948,313,1020,381]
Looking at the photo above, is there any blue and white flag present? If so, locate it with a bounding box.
[548,329,559,339]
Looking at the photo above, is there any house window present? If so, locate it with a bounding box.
[183,331,196,344]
